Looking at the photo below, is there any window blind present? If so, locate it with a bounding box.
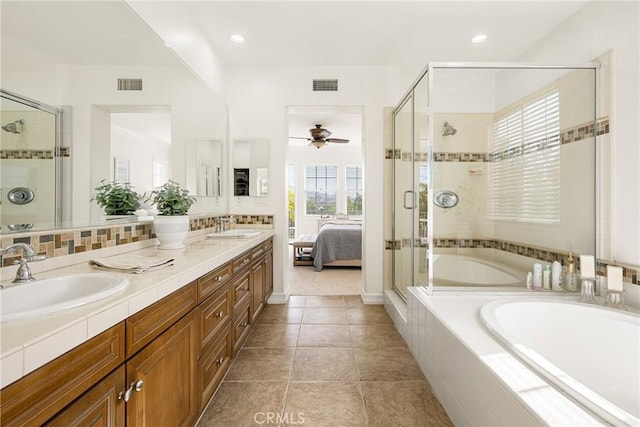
[491,91,560,223]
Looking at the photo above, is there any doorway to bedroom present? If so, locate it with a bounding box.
[286,106,364,296]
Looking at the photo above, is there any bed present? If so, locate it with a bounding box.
[310,221,362,271]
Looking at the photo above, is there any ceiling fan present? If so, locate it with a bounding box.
[290,124,350,149]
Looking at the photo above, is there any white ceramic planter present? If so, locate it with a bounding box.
[153,215,189,249]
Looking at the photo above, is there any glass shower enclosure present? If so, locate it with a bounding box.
[392,63,598,299]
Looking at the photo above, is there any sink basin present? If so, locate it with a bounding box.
[207,229,261,239]
[1,273,128,322]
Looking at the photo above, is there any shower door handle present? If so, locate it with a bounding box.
[403,190,416,209]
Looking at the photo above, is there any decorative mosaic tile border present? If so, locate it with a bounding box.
[384,236,638,285]
[0,214,275,267]
[433,152,492,162]
[562,117,609,144]
[386,117,609,163]
[0,147,70,160]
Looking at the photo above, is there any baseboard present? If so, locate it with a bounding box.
[266,292,289,304]
[360,290,384,305]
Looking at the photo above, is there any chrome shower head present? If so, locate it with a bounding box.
[442,121,457,137]
[2,119,25,134]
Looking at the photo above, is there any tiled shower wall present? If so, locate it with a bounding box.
[0,214,274,267]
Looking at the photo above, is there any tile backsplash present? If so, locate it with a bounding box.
[0,214,274,267]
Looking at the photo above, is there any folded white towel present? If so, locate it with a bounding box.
[89,254,174,274]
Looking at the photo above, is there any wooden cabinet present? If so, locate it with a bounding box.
[264,246,274,300]
[197,326,232,411]
[0,323,125,427]
[126,310,199,427]
[1,237,273,427]
[125,282,197,358]
[45,366,126,427]
[251,257,265,321]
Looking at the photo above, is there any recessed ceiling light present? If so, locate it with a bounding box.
[230,34,245,44]
[471,34,488,44]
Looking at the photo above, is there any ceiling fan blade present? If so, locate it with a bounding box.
[326,138,349,143]
[289,136,311,140]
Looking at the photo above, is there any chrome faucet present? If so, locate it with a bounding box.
[0,243,47,284]
[217,215,237,232]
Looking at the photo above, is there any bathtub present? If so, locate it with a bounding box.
[433,254,523,286]
[481,299,640,426]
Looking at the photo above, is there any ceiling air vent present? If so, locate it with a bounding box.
[313,79,338,92]
[117,78,143,91]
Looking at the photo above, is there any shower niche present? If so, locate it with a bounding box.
[392,63,598,298]
[0,89,62,230]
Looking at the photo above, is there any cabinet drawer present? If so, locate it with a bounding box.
[198,283,231,353]
[198,327,232,411]
[232,269,251,308]
[263,237,273,250]
[126,281,197,358]
[0,323,125,427]
[232,250,252,274]
[198,262,232,303]
[250,243,265,261]
[232,301,252,356]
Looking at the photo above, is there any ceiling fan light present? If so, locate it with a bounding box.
[311,140,325,149]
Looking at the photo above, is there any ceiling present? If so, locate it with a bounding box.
[1,1,588,70]
[130,0,587,68]
[1,1,589,150]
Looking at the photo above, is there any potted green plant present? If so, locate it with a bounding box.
[147,180,196,249]
[92,179,140,216]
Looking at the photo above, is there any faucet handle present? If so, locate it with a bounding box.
[24,254,47,262]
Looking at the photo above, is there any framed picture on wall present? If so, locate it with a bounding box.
[114,157,130,182]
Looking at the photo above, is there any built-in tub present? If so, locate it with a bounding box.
[481,299,640,426]
[433,254,523,286]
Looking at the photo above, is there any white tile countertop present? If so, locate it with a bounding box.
[0,230,274,389]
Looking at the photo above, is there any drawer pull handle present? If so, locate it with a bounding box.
[216,311,225,318]
[215,275,223,282]
[216,357,224,365]
[243,286,249,291]
[118,379,144,402]
[240,322,248,327]
[241,259,249,265]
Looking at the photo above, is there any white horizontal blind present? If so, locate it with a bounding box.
[492,91,560,223]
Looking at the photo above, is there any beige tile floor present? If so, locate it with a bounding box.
[287,246,362,295]
[197,296,452,427]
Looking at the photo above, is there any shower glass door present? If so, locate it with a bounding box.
[392,94,414,298]
[392,70,431,299]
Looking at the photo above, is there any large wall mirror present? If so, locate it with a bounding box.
[186,138,223,197]
[233,138,269,197]
[0,1,229,231]
[0,90,62,231]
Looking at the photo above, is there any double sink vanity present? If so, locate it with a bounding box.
[0,229,274,426]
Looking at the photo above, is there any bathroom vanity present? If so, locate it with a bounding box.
[0,234,273,426]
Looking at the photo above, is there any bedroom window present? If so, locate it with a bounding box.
[491,90,560,223]
[305,165,337,216]
[345,165,363,216]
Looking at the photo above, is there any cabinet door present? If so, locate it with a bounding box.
[198,327,232,412]
[45,366,126,427]
[126,310,198,427]
[264,248,273,301]
[251,258,265,321]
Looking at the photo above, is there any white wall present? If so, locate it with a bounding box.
[515,0,640,265]
[227,65,398,302]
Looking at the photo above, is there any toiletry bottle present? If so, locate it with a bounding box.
[543,265,551,290]
[551,261,562,291]
[532,263,542,291]
[565,252,578,291]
